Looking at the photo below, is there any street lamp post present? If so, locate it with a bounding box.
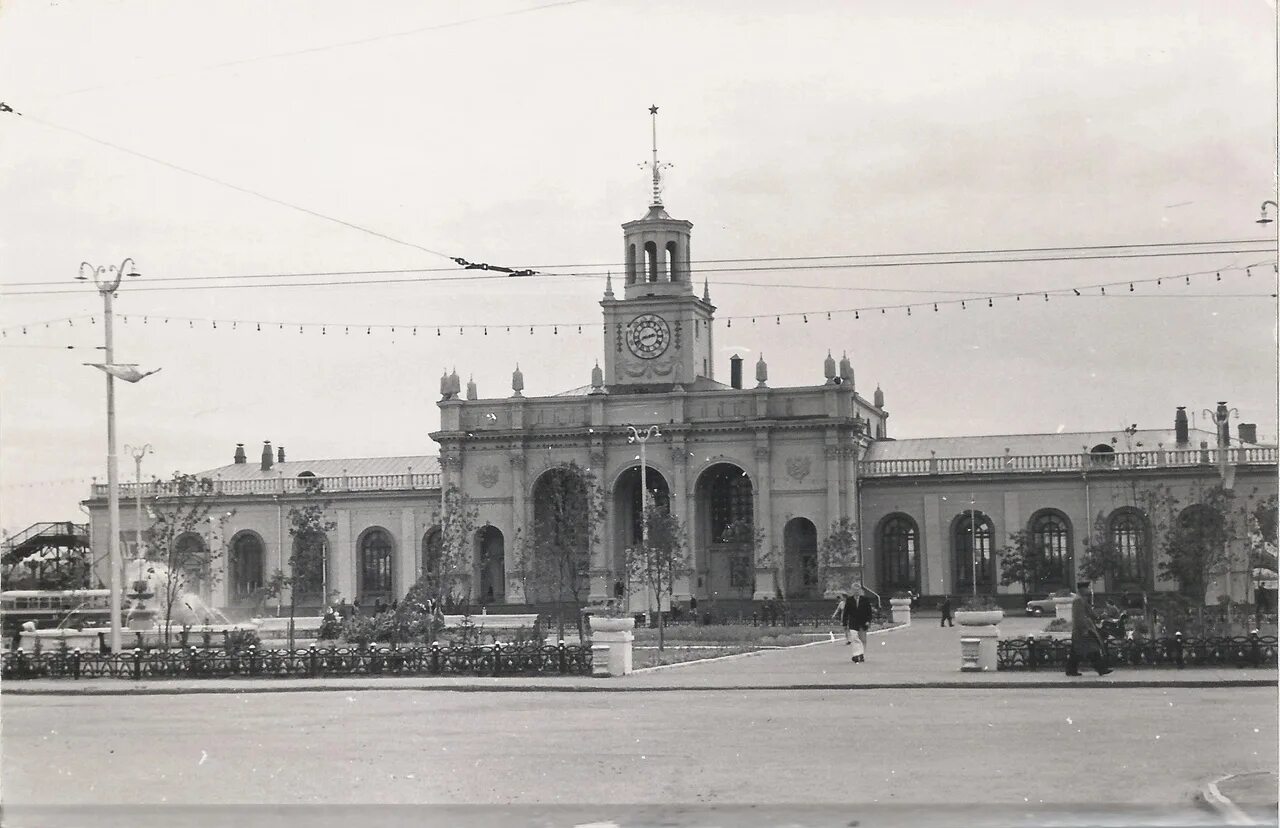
[627,425,662,613]
[970,494,979,597]
[124,443,152,580]
[78,258,141,654]
[1257,200,1278,224]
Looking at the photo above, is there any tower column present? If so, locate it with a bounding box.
[669,438,692,600]
[752,438,776,600]
[508,452,527,603]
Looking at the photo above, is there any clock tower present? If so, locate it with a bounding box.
[601,107,716,390]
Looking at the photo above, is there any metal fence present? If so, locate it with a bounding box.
[997,633,1278,670]
[2,642,593,681]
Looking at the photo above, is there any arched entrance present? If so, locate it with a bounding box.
[527,463,597,603]
[694,463,754,599]
[475,526,505,605]
[228,531,265,605]
[783,517,819,598]
[612,465,671,565]
[613,464,672,609]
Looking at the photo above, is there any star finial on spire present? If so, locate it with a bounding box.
[640,104,673,208]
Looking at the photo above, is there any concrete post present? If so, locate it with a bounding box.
[1054,596,1074,623]
[960,625,1000,671]
[890,597,912,626]
[589,616,635,677]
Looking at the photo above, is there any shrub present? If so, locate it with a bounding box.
[959,595,1000,612]
[1044,618,1070,632]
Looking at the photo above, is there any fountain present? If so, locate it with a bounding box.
[18,560,256,652]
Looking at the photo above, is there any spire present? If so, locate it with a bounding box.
[702,277,710,302]
[823,351,837,384]
[604,271,614,299]
[466,375,477,401]
[642,104,673,209]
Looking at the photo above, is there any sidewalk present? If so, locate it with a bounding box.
[4,617,1275,695]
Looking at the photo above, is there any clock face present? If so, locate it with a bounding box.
[626,314,671,359]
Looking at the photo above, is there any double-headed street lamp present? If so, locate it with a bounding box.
[78,258,157,653]
[626,425,662,610]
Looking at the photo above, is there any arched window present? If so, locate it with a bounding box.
[666,240,680,282]
[1029,510,1072,587]
[626,243,637,285]
[229,532,264,602]
[172,532,209,587]
[358,528,394,601]
[1089,444,1116,466]
[644,241,659,283]
[1108,509,1147,586]
[879,514,920,594]
[952,512,994,593]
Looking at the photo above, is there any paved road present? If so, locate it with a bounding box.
[5,686,1275,811]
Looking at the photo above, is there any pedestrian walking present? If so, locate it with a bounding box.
[939,595,954,627]
[1066,581,1113,677]
[843,584,875,662]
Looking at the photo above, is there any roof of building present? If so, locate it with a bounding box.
[196,455,439,481]
[861,428,1236,461]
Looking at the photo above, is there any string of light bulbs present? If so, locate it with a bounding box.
[1,260,1272,340]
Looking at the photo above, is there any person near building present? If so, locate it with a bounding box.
[831,592,849,644]
[939,595,954,627]
[843,584,875,662]
[1066,581,1113,677]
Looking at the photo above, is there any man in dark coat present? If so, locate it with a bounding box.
[842,584,875,662]
[939,595,954,627]
[1066,581,1112,677]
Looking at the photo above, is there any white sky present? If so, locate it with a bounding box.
[1,0,1277,534]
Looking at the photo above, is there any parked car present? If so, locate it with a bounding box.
[1025,595,1056,616]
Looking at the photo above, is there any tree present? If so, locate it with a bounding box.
[276,480,336,650]
[1157,483,1238,604]
[421,484,479,607]
[998,530,1053,594]
[143,473,232,646]
[625,502,690,650]
[1078,513,1125,591]
[521,462,607,639]
[819,516,860,594]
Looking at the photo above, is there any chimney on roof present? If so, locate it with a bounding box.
[1174,407,1189,447]
[233,443,247,465]
[277,446,286,463]
[729,354,743,389]
[261,441,273,471]
[1238,423,1258,444]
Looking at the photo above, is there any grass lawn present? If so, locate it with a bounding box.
[632,644,761,669]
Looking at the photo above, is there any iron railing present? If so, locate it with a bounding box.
[90,471,442,500]
[2,642,593,680]
[997,633,1278,670]
[860,446,1278,478]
